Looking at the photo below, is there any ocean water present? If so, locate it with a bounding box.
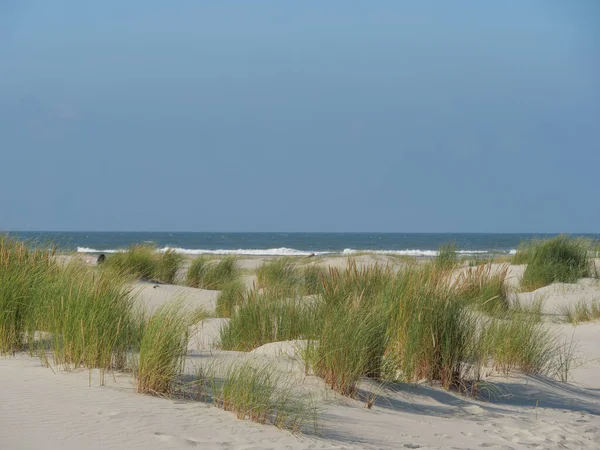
[4,232,599,257]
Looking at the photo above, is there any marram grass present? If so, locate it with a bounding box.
[435,242,458,269]
[454,264,509,315]
[186,256,239,290]
[256,258,330,296]
[220,259,573,397]
[103,245,183,284]
[215,279,246,318]
[40,263,142,375]
[478,315,557,376]
[219,289,314,351]
[136,301,205,395]
[520,235,596,291]
[305,302,388,396]
[384,265,475,390]
[557,299,600,325]
[0,237,56,354]
[0,237,143,376]
[196,361,319,433]
[0,236,579,411]
[2,236,324,432]
[256,258,303,294]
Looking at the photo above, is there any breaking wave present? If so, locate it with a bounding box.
[77,247,516,257]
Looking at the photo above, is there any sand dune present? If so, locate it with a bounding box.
[3,256,600,449]
[516,279,600,315]
[3,345,600,449]
[133,281,220,314]
[0,355,339,450]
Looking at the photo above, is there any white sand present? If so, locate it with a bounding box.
[133,281,220,314]
[3,257,600,449]
[187,318,229,351]
[3,345,600,449]
[0,355,340,450]
[516,279,600,315]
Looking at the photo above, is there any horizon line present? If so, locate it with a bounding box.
[3,230,599,235]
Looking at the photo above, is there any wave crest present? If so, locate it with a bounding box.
[77,247,515,257]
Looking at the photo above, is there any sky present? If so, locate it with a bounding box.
[1,1,599,233]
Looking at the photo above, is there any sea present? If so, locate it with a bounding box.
[3,232,599,257]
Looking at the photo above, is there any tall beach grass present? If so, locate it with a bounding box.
[1,236,322,431]
[0,238,56,354]
[454,264,509,314]
[221,258,571,397]
[1,236,578,413]
[40,263,142,376]
[215,279,247,318]
[557,299,600,325]
[186,256,239,290]
[0,237,143,381]
[520,235,596,291]
[478,315,557,376]
[256,258,303,293]
[384,265,475,389]
[219,290,314,351]
[196,361,318,432]
[435,242,457,269]
[103,245,183,284]
[136,301,204,395]
[256,258,330,296]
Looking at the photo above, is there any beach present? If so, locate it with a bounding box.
[1,243,600,450]
[4,0,599,447]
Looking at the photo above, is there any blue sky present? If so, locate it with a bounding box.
[1,1,598,232]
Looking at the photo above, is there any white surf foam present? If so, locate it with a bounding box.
[76,247,124,254]
[158,247,331,256]
[77,247,517,257]
[342,249,491,257]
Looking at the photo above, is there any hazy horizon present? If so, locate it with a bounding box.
[2,2,599,233]
[4,230,600,236]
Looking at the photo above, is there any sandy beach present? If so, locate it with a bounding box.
[2,251,600,450]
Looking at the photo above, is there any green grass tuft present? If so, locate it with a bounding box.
[256,258,303,294]
[0,237,143,382]
[305,303,388,396]
[219,258,571,397]
[186,256,239,290]
[435,242,458,269]
[41,263,142,375]
[479,315,557,376]
[0,238,56,354]
[219,290,314,351]
[454,264,509,314]
[197,361,318,432]
[155,249,184,284]
[136,301,203,395]
[303,265,328,295]
[216,279,247,318]
[103,245,183,284]
[520,235,595,291]
[385,265,475,389]
[557,299,600,325]
[512,240,537,265]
